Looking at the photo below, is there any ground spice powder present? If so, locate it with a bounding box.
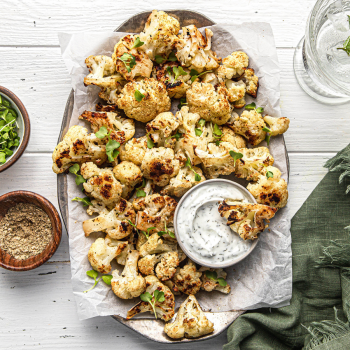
[0,203,53,260]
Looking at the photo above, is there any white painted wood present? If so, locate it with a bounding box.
[0,1,349,348]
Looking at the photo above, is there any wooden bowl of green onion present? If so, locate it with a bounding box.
[0,86,30,172]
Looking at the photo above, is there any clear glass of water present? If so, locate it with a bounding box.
[294,0,350,104]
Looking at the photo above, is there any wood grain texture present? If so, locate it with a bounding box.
[0,0,314,47]
[0,191,62,271]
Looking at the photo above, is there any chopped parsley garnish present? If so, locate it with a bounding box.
[118,53,136,73]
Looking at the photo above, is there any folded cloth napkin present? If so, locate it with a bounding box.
[224,146,350,350]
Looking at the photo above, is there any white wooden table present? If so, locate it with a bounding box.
[1,0,349,348]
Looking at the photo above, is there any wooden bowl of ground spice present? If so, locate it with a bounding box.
[0,191,62,271]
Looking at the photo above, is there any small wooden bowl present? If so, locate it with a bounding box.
[0,191,62,271]
[0,86,31,173]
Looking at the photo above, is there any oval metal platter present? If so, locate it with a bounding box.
[57,10,290,344]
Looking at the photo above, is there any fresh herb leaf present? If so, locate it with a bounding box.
[173,66,187,81]
[173,131,183,141]
[167,52,177,62]
[157,222,175,238]
[84,270,101,293]
[0,152,6,164]
[134,89,145,102]
[229,150,243,165]
[190,69,212,82]
[119,53,136,72]
[75,175,85,186]
[185,157,201,181]
[95,126,109,139]
[194,173,201,181]
[265,133,271,146]
[213,124,222,136]
[154,289,165,302]
[217,277,228,287]
[136,189,146,197]
[195,128,203,136]
[102,275,113,285]
[140,291,153,303]
[140,290,165,319]
[266,171,274,179]
[262,127,271,133]
[146,134,154,149]
[215,140,221,146]
[205,270,228,286]
[256,107,264,114]
[72,197,93,207]
[69,164,86,185]
[190,69,199,77]
[337,36,350,56]
[132,37,144,49]
[177,97,187,109]
[245,102,256,110]
[166,66,173,76]
[155,55,166,64]
[106,139,120,162]
[198,119,206,127]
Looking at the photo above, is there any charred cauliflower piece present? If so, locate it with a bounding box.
[112,34,153,81]
[176,25,220,73]
[235,147,274,181]
[83,198,136,238]
[174,260,202,295]
[225,79,246,103]
[242,68,259,98]
[139,233,174,258]
[141,147,180,186]
[81,162,123,207]
[111,250,146,299]
[218,200,277,240]
[164,295,214,339]
[52,125,107,174]
[153,61,191,99]
[117,78,171,123]
[105,234,134,265]
[113,161,143,199]
[187,82,231,125]
[119,136,148,166]
[88,237,127,274]
[84,55,126,91]
[146,111,183,147]
[155,252,179,281]
[138,254,161,276]
[139,10,180,60]
[198,267,231,294]
[220,126,247,149]
[79,110,135,144]
[264,116,290,137]
[161,166,205,197]
[133,194,177,233]
[247,166,288,209]
[217,51,249,81]
[127,275,175,321]
[228,110,267,146]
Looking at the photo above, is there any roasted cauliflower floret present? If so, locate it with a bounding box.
[228,110,267,146]
[98,86,125,104]
[155,252,179,281]
[83,198,136,238]
[161,166,205,197]
[138,254,161,276]
[264,116,290,137]
[141,147,180,186]
[127,275,175,321]
[139,233,174,258]
[113,161,143,198]
[235,147,274,181]
[79,110,135,144]
[198,267,231,294]
[139,10,180,60]
[233,97,246,109]
[146,111,183,147]
[225,79,246,103]
[200,72,219,86]
[152,61,191,99]
[175,25,220,73]
[217,51,249,81]
[174,260,202,295]
[220,126,247,149]
[80,163,123,206]
[119,136,148,166]
[52,125,107,174]
[111,250,146,299]
[218,200,277,240]
[133,194,177,233]
[105,234,134,265]
[84,55,126,91]
[242,68,259,97]
[195,142,237,178]
[186,82,231,125]
[247,166,288,209]
[88,237,127,274]
[164,295,214,339]
[112,34,153,81]
[117,78,171,123]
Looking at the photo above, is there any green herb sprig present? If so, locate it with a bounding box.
[146,133,154,149]
[72,197,93,207]
[185,157,201,181]
[212,123,223,145]
[229,150,243,165]
[158,222,175,239]
[165,131,183,145]
[69,164,85,185]
[177,97,187,110]
[167,52,177,62]
[135,178,147,197]
[173,66,187,81]
[155,55,166,64]
[190,69,212,82]
[263,126,272,146]
[195,119,206,136]
[140,290,165,319]
[83,270,112,293]
[95,126,120,162]
[245,102,264,114]
[119,53,136,73]
[132,37,144,49]
[337,16,350,56]
[0,95,20,165]
[266,170,274,179]
[127,219,155,239]
[204,270,228,287]
[134,89,145,102]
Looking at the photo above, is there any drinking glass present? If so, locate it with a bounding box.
[294,0,350,104]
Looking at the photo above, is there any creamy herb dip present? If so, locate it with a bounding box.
[176,181,253,266]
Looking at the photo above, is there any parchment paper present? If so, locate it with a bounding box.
[59,23,292,321]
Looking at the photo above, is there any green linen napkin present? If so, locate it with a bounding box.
[224,150,350,349]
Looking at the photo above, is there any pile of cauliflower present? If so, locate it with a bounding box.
[51,10,290,340]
